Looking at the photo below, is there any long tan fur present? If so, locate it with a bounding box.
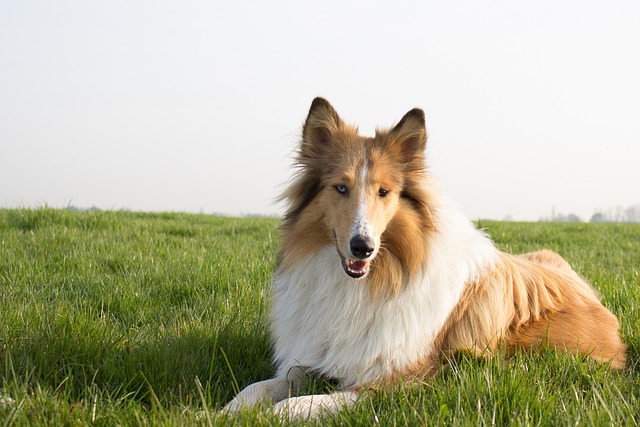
[434,250,627,370]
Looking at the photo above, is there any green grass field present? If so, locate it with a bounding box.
[1,208,638,425]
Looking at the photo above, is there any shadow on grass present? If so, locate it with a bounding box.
[624,339,640,376]
[1,321,274,411]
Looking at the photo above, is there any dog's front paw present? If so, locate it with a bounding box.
[271,391,360,420]
[220,377,290,415]
[219,395,247,414]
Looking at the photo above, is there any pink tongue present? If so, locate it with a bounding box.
[349,260,366,270]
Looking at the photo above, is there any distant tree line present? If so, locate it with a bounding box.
[590,204,640,223]
[547,213,583,223]
[536,204,640,223]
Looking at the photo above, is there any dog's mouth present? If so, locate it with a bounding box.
[334,233,371,279]
[341,257,370,278]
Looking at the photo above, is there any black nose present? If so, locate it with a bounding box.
[350,235,375,259]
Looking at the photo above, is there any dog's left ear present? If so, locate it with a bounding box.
[389,108,427,162]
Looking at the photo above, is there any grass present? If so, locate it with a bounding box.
[0,208,638,425]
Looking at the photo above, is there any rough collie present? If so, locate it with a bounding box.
[223,97,626,419]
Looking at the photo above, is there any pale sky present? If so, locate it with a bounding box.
[1,1,639,221]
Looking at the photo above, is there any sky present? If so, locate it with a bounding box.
[1,1,639,221]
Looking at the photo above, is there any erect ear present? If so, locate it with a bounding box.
[389,108,427,162]
[301,97,344,156]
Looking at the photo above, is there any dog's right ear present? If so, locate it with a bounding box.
[301,97,343,156]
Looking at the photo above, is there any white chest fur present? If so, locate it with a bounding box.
[271,206,497,386]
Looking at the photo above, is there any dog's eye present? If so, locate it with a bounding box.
[378,188,389,198]
[335,185,347,195]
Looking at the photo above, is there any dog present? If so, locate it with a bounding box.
[222,97,626,419]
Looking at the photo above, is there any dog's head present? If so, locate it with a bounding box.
[292,97,429,280]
